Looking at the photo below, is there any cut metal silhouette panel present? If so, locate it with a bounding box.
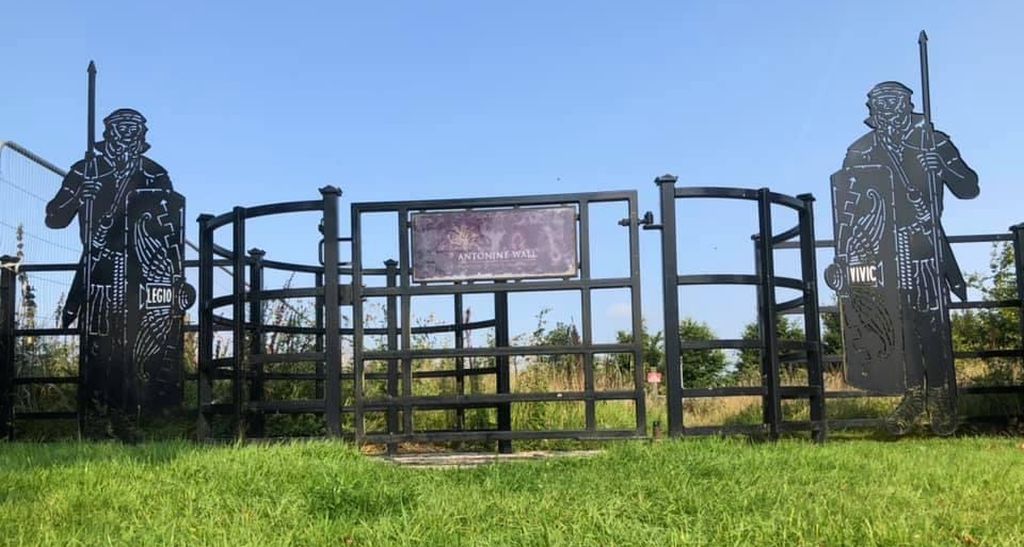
[827,165,906,393]
[826,33,979,436]
[125,189,192,410]
[44,64,193,432]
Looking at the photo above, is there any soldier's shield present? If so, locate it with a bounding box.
[826,165,906,394]
[124,188,193,414]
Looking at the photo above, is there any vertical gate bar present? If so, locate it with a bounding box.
[655,175,684,436]
[579,199,596,431]
[351,206,366,442]
[454,289,466,431]
[752,235,768,427]
[1011,223,1024,365]
[627,193,647,435]
[494,284,512,453]
[756,189,782,440]
[385,259,399,455]
[0,257,17,440]
[320,187,343,438]
[231,207,247,440]
[197,214,214,439]
[314,272,325,399]
[247,248,266,437]
[398,208,413,438]
[797,194,826,443]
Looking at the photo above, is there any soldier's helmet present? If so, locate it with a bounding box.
[868,81,913,100]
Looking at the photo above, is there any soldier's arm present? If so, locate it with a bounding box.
[45,163,85,229]
[934,131,979,199]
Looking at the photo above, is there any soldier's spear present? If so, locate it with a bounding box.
[918,31,967,301]
[78,60,97,438]
[82,61,96,333]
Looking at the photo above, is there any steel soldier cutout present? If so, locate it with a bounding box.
[828,78,978,436]
[46,105,190,440]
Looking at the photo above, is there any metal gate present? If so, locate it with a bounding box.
[648,175,827,441]
[189,187,646,451]
[349,191,647,452]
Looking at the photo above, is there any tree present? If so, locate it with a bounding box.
[735,316,806,379]
[612,320,663,376]
[677,318,729,388]
[821,306,844,373]
[951,243,1020,362]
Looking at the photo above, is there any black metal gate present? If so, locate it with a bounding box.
[188,187,646,451]
[648,175,827,441]
[349,191,647,452]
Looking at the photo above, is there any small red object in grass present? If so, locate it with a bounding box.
[646,371,662,384]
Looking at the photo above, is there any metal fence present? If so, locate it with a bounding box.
[775,228,1024,430]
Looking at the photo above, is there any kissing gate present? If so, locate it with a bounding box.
[195,187,651,450]
[189,180,823,447]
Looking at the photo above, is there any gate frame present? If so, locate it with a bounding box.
[651,175,827,441]
[350,190,648,451]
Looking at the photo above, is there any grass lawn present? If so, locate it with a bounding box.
[1,437,1023,545]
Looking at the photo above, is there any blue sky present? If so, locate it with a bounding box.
[3,1,1023,343]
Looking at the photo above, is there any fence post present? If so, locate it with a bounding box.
[385,259,399,455]
[231,207,247,441]
[655,174,684,437]
[320,186,343,438]
[454,288,466,433]
[197,214,214,440]
[756,189,782,440]
[1011,223,1024,364]
[494,284,512,454]
[798,194,827,443]
[0,256,18,440]
[248,248,266,437]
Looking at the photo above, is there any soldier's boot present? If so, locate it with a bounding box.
[927,386,958,437]
[885,386,925,436]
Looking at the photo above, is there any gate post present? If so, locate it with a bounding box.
[495,283,512,453]
[231,207,247,440]
[798,194,827,443]
[454,289,466,432]
[1011,223,1024,364]
[196,214,214,440]
[384,259,399,455]
[655,175,684,437]
[320,186,343,438]
[0,256,18,440]
[248,248,266,437]
[756,189,782,440]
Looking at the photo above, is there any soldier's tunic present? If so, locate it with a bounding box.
[842,114,978,389]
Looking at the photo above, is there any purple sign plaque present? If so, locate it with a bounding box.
[411,207,579,282]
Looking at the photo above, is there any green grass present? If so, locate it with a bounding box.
[2,438,1023,545]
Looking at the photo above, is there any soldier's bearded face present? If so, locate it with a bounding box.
[106,122,146,162]
[870,95,912,132]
